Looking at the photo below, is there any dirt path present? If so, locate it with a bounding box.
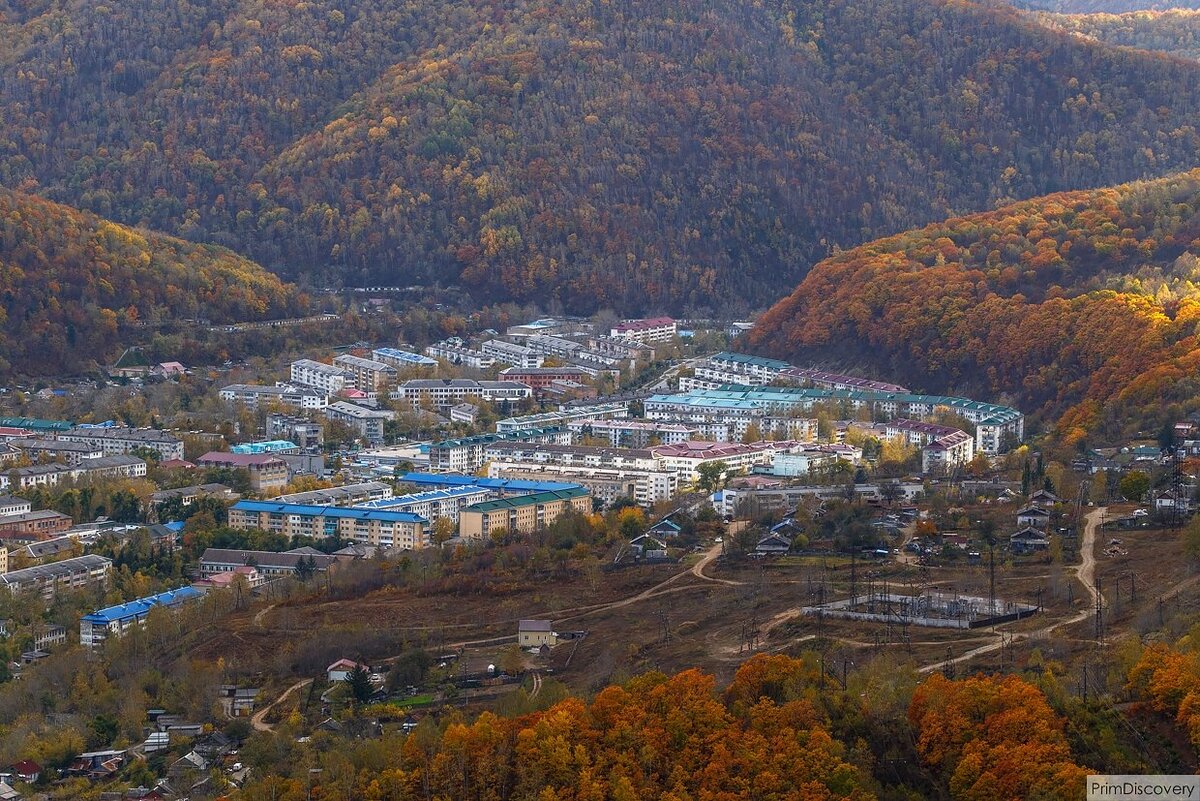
[251,678,312,732]
[918,506,1105,674]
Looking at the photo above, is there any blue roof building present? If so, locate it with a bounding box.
[230,440,300,455]
[372,347,438,368]
[228,500,429,549]
[80,586,204,648]
[398,472,582,495]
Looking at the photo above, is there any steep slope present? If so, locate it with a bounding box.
[1031,9,1200,59]
[4,0,1200,312]
[1013,0,1200,12]
[745,170,1200,444]
[0,189,304,375]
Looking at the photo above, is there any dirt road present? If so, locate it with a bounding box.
[919,506,1105,674]
[251,678,312,732]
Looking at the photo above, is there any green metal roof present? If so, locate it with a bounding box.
[463,487,590,513]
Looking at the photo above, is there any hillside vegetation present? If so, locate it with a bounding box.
[0,189,304,375]
[4,0,1200,312]
[1032,9,1200,59]
[1015,0,1200,12]
[746,170,1200,445]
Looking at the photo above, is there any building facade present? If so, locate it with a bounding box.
[57,427,184,461]
[227,501,429,550]
[290,359,351,394]
[458,488,592,539]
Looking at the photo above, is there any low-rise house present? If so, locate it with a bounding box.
[1015,505,1051,529]
[11,759,40,784]
[755,532,792,555]
[0,780,19,800]
[646,518,683,538]
[518,619,556,648]
[191,565,261,590]
[1029,489,1062,507]
[1010,527,1050,554]
[66,749,126,779]
[327,658,368,683]
[628,534,667,558]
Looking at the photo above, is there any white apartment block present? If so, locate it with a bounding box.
[496,402,629,434]
[391,379,533,411]
[220,384,328,411]
[610,317,676,343]
[481,340,544,368]
[325,402,394,443]
[567,418,700,448]
[428,429,572,473]
[424,342,496,370]
[649,441,800,483]
[353,486,492,523]
[372,347,439,371]
[487,461,677,506]
[333,354,398,392]
[482,442,662,471]
[57,426,184,461]
[290,359,351,394]
[525,334,584,360]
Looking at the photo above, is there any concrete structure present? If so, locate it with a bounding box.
[779,367,909,393]
[567,418,700,448]
[266,414,324,447]
[398,473,582,496]
[0,496,32,516]
[424,341,495,370]
[228,501,428,549]
[481,339,543,368]
[500,366,591,390]
[274,481,393,506]
[0,510,73,542]
[196,452,289,494]
[333,354,398,392]
[353,486,492,523]
[220,384,328,411]
[649,440,800,483]
[429,427,572,473]
[391,379,532,411]
[324,401,394,444]
[290,359,351,394]
[610,317,676,343]
[150,483,238,508]
[487,461,676,507]
[372,347,439,372]
[80,587,204,648]
[712,481,925,517]
[483,441,661,471]
[11,438,104,465]
[883,419,976,472]
[199,548,345,578]
[230,440,299,455]
[57,427,184,461]
[0,555,111,602]
[654,386,1023,454]
[496,403,628,434]
[459,487,592,540]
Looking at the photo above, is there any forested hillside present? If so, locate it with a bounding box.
[4,0,1200,312]
[1014,0,1200,12]
[746,170,1200,445]
[1031,9,1200,59]
[0,189,304,375]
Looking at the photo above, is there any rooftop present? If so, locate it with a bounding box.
[354,486,491,509]
[400,472,582,493]
[198,451,286,467]
[711,351,792,370]
[292,358,351,376]
[0,554,111,586]
[232,500,427,524]
[462,487,590,513]
[335,353,398,371]
[81,586,204,625]
[372,347,439,366]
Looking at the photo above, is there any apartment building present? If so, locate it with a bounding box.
[77,455,149,481]
[428,427,572,473]
[778,368,909,393]
[11,438,104,465]
[228,501,429,550]
[481,340,544,368]
[196,452,290,494]
[525,334,584,360]
[290,359,351,394]
[610,317,676,343]
[587,335,655,362]
[391,379,532,411]
[199,547,346,579]
[266,414,325,447]
[397,473,583,497]
[333,354,398,392]
[57,427,184,461]
[482,441,662,471]
[324,401,395,444]
[0,510,73,542]
[372,347,439,372]
[80,587,204,648]
[691,352,792,385]
[458,487,592,539]
[274,481,393,506]
[230,440,299,456]
[220,383,328,411]
[921,430,976,473]
[353,486,492,523]
[487,461,676,506]
[150,483,239,508]
[496,402,628,434]
[567,418,699,448]
[498,366,591,389]
[0,555,112,602]
[649,440,800,483]
[0,495,32,516]
[424,341,496,370]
